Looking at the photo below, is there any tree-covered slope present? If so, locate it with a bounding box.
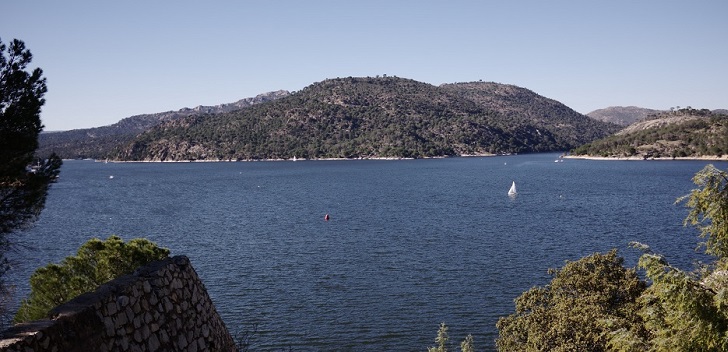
[441,82,620,146]
[114,77,617,161]
[36,90,290,159]
[572,108,728,159]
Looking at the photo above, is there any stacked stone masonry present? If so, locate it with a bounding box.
[0,255,237,351]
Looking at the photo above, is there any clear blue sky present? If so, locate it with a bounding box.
[2,0,726,131]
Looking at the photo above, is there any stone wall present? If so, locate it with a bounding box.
[0,255,237,351]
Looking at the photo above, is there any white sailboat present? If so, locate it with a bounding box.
[508,181,517,196]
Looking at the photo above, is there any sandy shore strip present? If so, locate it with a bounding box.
[565,155,728,161]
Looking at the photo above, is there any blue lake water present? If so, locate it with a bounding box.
[5,153,727,351]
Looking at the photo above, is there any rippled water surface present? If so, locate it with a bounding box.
[6,154,727,351]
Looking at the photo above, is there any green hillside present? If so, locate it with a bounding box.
[571,108,728,159]
[36,91,289,159]
[113,77,618,161]
[441,82,617,147]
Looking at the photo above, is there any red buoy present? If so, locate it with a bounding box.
[324,213,330,221]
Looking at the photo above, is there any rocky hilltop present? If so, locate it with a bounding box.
[112,76,619,161]
[37,90,290,159]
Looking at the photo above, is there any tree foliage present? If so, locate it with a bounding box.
[0,37,61,319]
[0,37,61,234]
[0,38,46,173]
[611,247,728,352]
[459,334,474,352]
[428,322,450,352]
[609,165,728,351]
[426,323,475,352]
[496,250,646,351]
[14,235,170,323]
[679,164,728,258]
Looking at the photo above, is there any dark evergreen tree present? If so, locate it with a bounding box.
[0,38,61,318]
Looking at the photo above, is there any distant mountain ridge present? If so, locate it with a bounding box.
[37,90,290,159]
[587,106,663,126]
[112,77,619,161]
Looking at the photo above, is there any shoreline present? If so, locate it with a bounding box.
[77,152,728,163]
[85,153,501,163]
[564,155,728,161]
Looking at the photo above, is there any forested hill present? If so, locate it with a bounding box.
[571,108,728,159]
[440,82,618,147]
[113,77,619,161]
[36,90,290,159]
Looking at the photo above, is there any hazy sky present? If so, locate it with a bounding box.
[2,1,726,131]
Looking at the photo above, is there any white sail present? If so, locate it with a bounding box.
[508,181,517,196]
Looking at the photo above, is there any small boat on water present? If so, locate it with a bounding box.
[508,181,517,196]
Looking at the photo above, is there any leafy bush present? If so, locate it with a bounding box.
[496,250,646,351]
[14,235,169,323]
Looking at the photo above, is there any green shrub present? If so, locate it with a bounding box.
[496,250,646,352]
[14,235,169,323]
